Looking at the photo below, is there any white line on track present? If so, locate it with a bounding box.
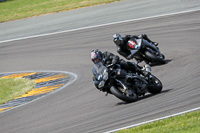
[105,107,200,133]
[0,8,200,44]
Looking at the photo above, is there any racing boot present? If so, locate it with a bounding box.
[152,42,159,46]
[156,49,163,58]
[140,34,159,46]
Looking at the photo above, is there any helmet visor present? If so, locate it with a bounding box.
[113,35,123,46]
[93,58,100,64]
[114,39,121,46]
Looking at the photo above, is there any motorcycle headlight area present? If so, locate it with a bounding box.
[98,70,108,80]
[97,75,102,80]
[97,70,108,88]
[98,81,105,88]
[103,71,108,80]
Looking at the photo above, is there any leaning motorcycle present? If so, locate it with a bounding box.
[127,38,166,64]
[92,61,162,103]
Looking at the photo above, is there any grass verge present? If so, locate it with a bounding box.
[0,0,121,22]
[0,78,35,105]
[117,110,200,133]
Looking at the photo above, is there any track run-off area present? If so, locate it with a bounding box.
[0,71,77,112]
[0,0,200,132]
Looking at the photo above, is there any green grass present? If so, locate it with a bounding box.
[0,78,35,105]
[117,110,200,133]
[0,0,121,22]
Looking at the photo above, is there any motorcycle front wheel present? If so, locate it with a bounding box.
[110,86,138,103]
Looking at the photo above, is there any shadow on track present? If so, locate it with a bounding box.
[150,59,173,67]
[115,89,173,105]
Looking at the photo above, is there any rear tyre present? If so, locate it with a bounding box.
[110,86,138,103]
[147,75,162,94]
[145,51,166,64]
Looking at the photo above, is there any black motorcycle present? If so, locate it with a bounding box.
[127,38,165,64]
[92,61,162,103]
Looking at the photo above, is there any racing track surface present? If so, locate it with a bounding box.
[0,6,200,133]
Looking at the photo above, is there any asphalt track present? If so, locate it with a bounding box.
[0,1,200,133]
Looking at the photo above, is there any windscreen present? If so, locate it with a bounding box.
[92,62,107,79]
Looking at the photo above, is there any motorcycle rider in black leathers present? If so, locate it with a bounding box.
[112,33,162,60]
[91,49,149,79]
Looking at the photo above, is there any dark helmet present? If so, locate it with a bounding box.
[113,33,124,46]
[91,49,103,64]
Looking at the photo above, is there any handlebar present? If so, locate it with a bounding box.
[106,64,114,68]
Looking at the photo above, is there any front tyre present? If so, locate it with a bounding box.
[110,86,138,103]
[147,75,163,94]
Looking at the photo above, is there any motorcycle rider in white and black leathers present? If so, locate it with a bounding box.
[91,49,149,80]
[112,33,162,60]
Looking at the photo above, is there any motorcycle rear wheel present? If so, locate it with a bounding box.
[147,75,163,94]
[145,51,166,64]
[110,86,138,103]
